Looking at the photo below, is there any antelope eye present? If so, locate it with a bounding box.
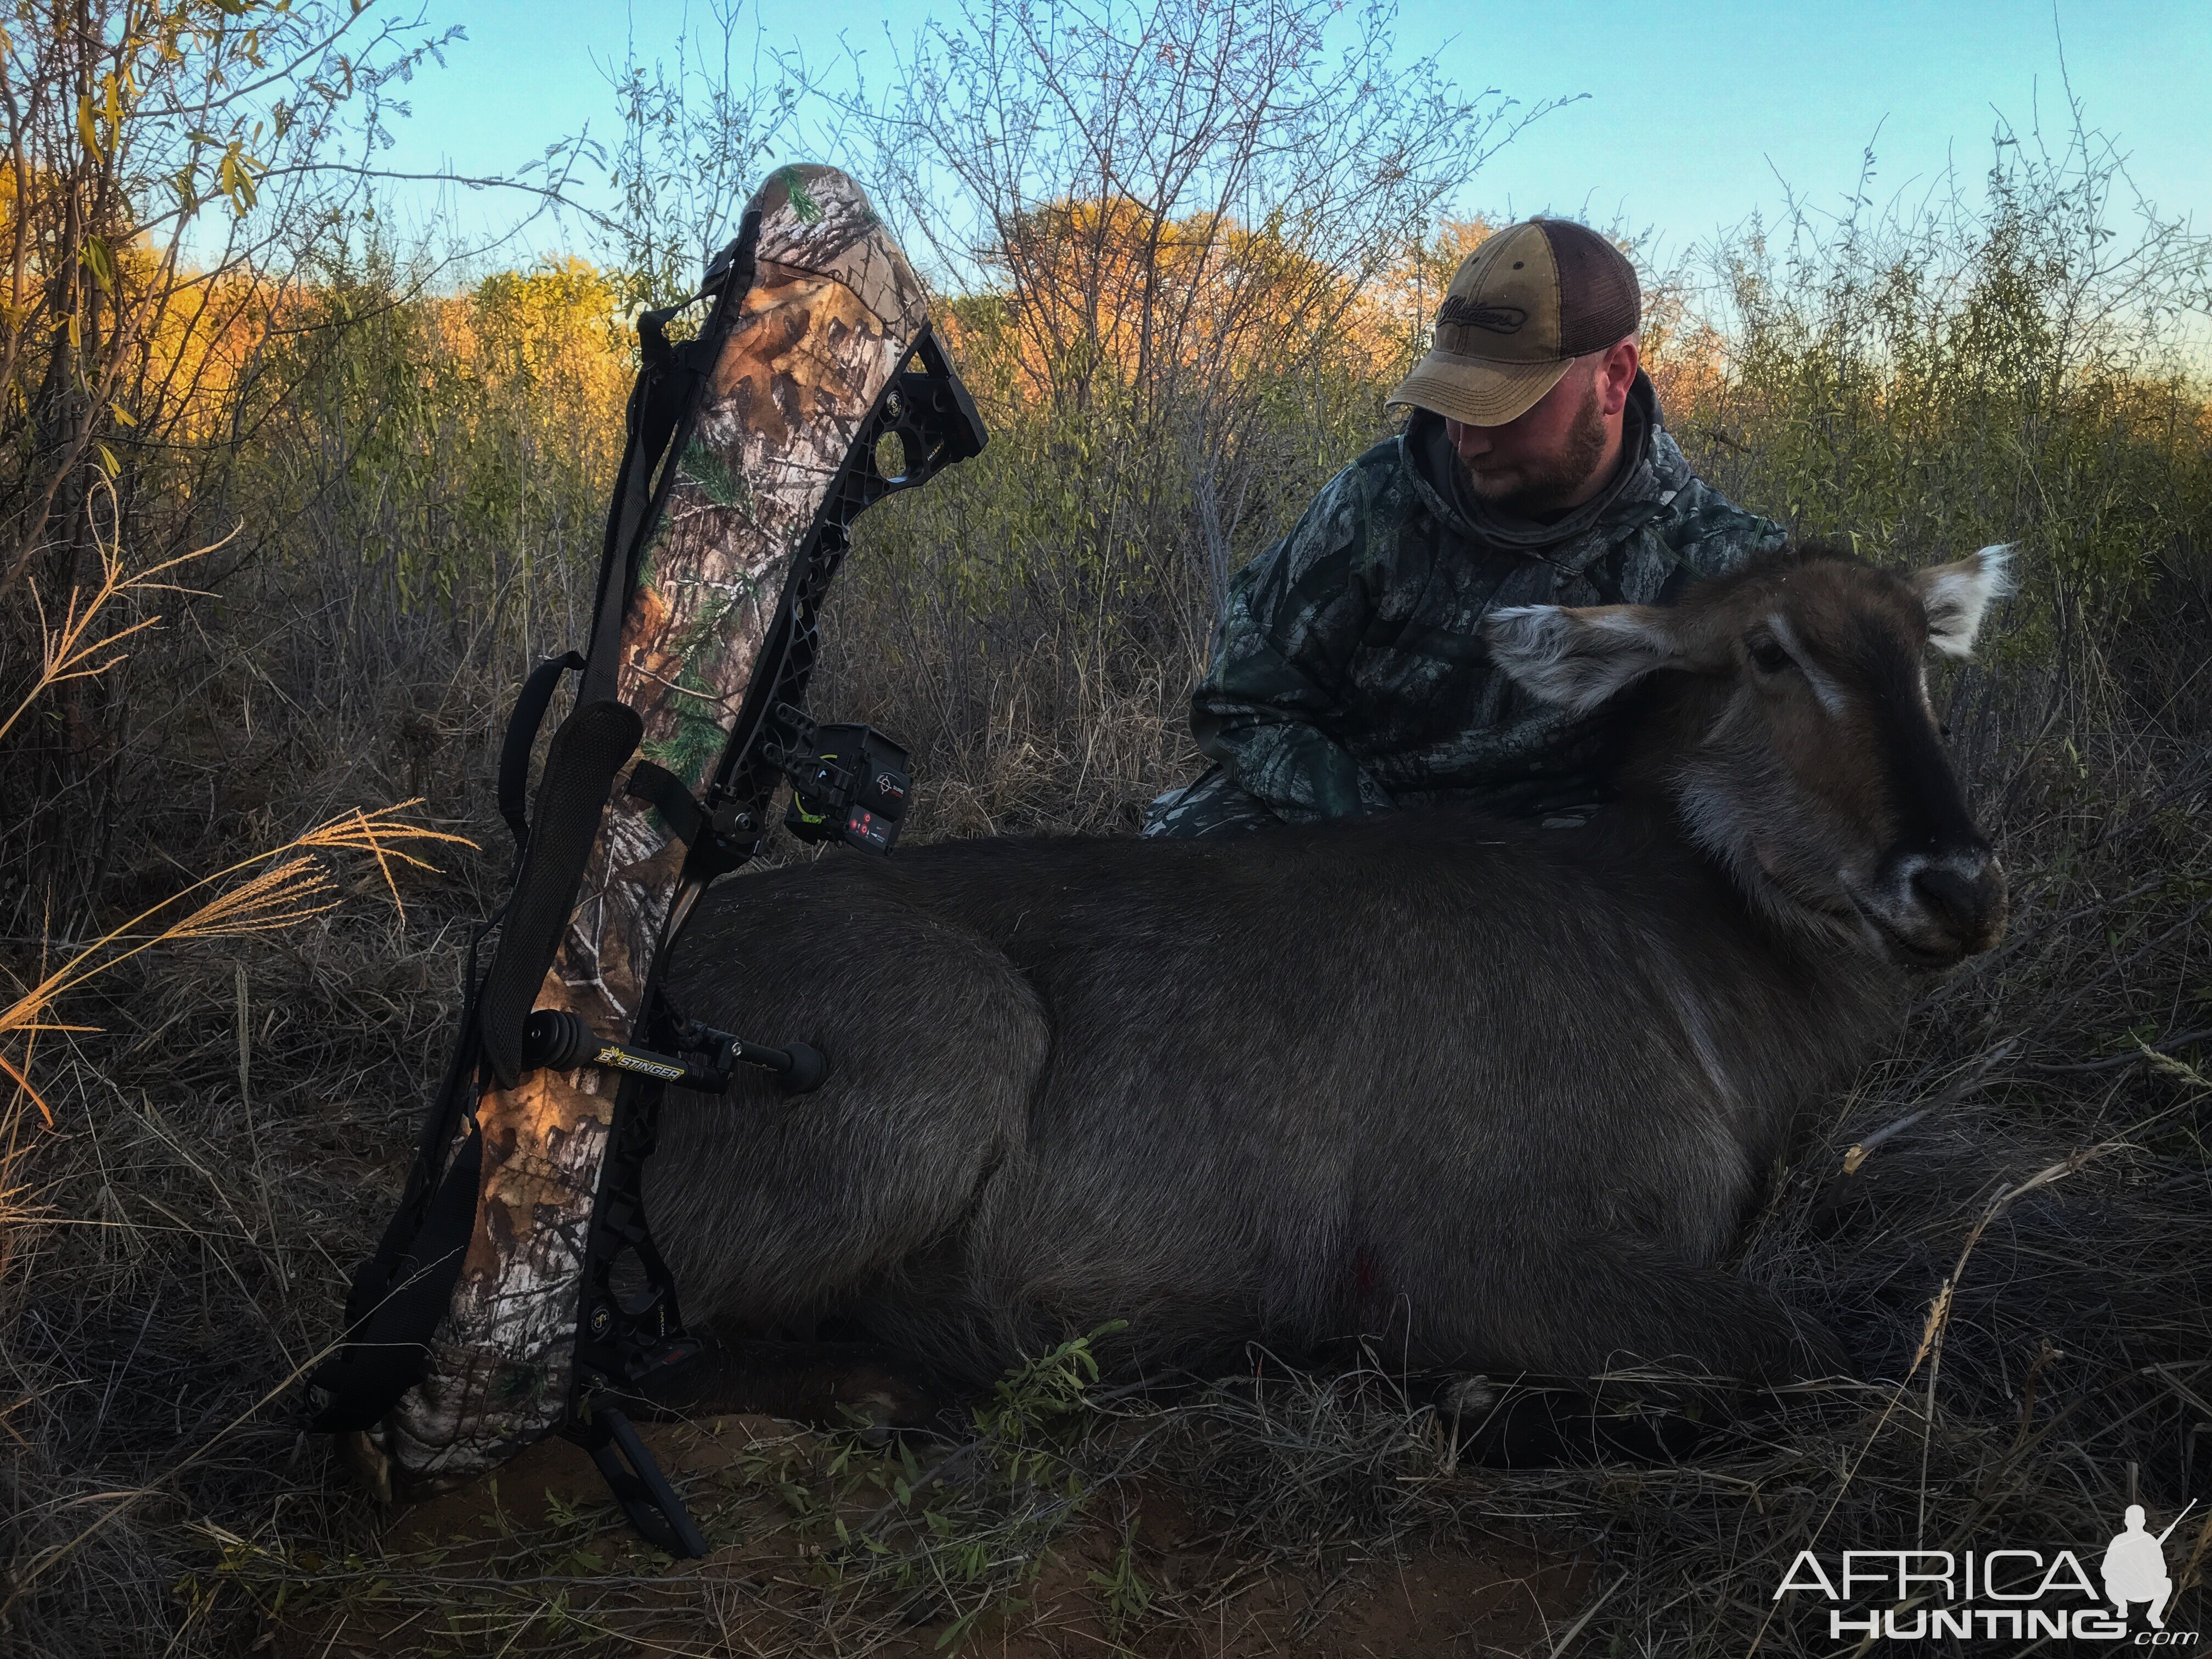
[1747,636,1792,675]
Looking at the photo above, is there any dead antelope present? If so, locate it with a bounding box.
[648,543,2010,1391]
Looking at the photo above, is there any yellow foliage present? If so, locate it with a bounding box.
[447,257,634,441]
[952,195,1400,406]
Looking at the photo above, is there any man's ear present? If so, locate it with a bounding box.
[1598,337,1639,417]
[1911,544,2013,658]
[1482,602,1686,715]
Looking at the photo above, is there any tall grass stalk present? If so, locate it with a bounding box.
[0,19,2205,1653]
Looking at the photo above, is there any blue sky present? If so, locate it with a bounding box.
[369,1,2210,267]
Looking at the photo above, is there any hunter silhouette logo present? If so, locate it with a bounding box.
[1774,1498,2200,1643]
[2103,1502,2190,1629]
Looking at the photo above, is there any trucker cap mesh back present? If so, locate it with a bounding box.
[1545,221,1641,357]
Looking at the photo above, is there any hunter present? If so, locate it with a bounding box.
[1144,217,1786,838]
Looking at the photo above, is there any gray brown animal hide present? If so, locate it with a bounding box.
[649,546,2010,1388]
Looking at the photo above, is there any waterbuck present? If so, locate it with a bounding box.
[647,543,2010,1392]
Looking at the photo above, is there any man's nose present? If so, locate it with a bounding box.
[1447,418,1491,460]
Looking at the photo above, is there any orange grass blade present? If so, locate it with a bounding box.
[0,809,475,1113]
[0,1050,53,1127]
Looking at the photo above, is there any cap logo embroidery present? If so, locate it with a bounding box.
[1437,296,1526,334]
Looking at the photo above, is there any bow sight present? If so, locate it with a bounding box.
[772,708,913,854]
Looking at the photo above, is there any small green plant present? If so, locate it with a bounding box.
[810,1322,1128,1651]
[1089,1534,1155,1639]
[974,1321,1127,1482]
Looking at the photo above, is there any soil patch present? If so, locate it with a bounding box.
[269,1413,1588,1657]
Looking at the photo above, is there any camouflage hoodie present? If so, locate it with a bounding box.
[1183,373,1786,822]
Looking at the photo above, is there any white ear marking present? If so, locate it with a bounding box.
[1483,603,1684,715]
[1914,543,2014,659]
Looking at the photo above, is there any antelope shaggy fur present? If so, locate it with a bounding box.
[650,544,2012,1389]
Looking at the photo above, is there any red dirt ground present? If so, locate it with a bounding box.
[273,1413,1589,1657]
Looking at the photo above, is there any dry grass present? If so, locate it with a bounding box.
[3,84,2209,1657]
[0,517,483,1653]
[1,516,2202,1658]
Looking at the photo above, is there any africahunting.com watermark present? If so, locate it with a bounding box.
[1775,1503,2200,1643]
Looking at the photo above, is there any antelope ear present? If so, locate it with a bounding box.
[1482,603,1686,715]
[1911,544,2013,658]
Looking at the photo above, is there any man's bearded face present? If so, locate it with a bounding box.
[1449,366,1611,515]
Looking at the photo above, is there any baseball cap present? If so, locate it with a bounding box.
[1387,218,1641,427]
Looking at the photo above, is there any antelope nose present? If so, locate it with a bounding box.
[1904,853,2006,953]
[1912,863,1983,929]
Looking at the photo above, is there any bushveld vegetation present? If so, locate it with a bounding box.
[1,1,2208,1654]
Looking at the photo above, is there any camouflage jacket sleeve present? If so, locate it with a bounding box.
[1189,461,1396,822]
